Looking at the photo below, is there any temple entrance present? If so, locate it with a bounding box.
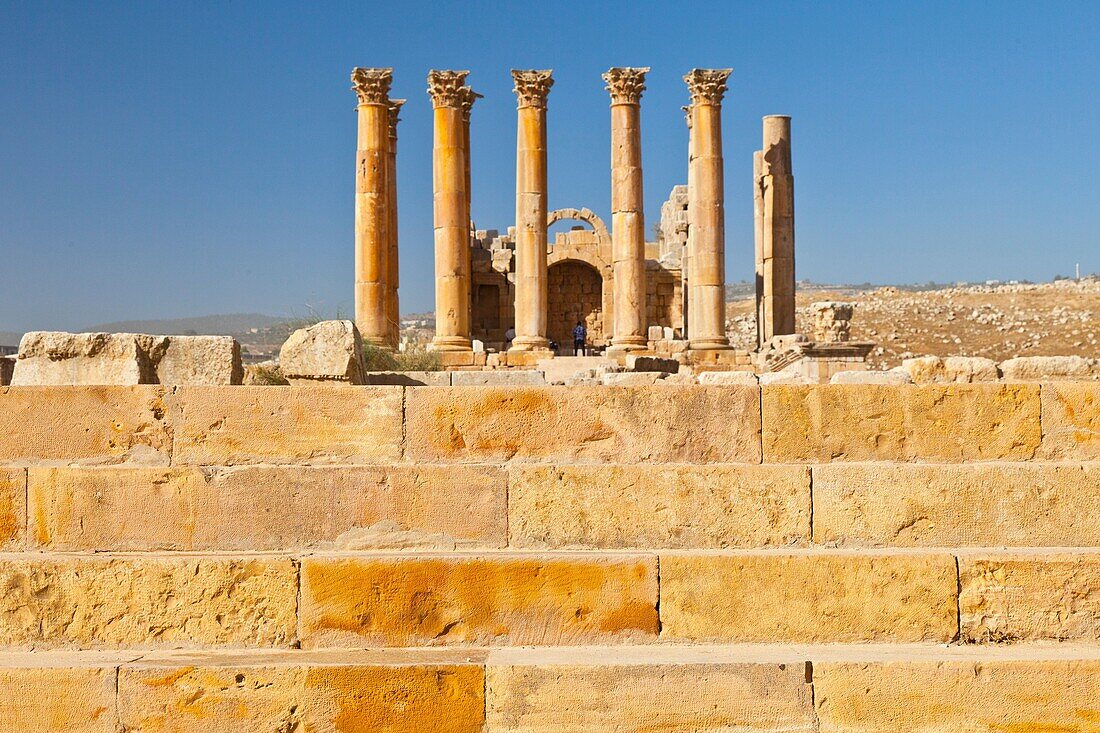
[547,260,604,351]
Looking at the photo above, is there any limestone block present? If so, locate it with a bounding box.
[278,320,366,384]
[29,465,506,551]
[363,370,450,386]
[762,384,1041,462]
[0,667,117,732]
[901,355,1000,384]
[0,555,297,649]
[625,355,679,372]
[814,660,1100,733]
[1000,354,1098,381]
[646,325,664,341]
[811,301,854,343]
[830,368,912,385]
[0,468,25,549]
[697,371,759,385]
[486,662,814,732]
[12,331,165,385]
[451,370,546,386]
[509,464,809,549]
[472,339,485,352]
[815,463,1100,547]
[601,371,668,386]
[118,655,485,733]
[156,335,243,385]
[660,552,957,643]
[300,554,659,647]
[961,554,1100,642]
[405,386,761,463]
[1039,382,1100,459]
[171,385,403,464]
[759,370,808,385]
[0,355,13,385]
[0,386,173,465]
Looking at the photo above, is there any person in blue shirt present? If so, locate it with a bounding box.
[572,321,587,356]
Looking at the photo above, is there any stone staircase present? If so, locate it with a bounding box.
[1,382,1099,730]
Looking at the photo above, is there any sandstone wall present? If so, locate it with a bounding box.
[2,382,1099,730]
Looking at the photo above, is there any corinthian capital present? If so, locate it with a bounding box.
[427,70,470,108]
[350,67,393,105]
[387,99,406,137]
[458,86,483,121]
[602,67,650,105]
[511,69,554,109]
[684,68,733,106]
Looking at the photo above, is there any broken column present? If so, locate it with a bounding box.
[684,68,733,351]
[603,67,650,352]
[427,70,474,354]
[385,98,405,350]
[509,69,554,353]
[758,115,796,343]
[350,67,392,349]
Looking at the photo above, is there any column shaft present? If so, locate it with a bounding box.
[428,71,473,351]
[351,67,392,347]
[510,70,553,352]
[753,150,765,349]
[603,67,649,351]
[760,115,796,341]
[386,99,404,350]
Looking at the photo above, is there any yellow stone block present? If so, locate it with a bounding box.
[509,464,809,549]
[0,467,25,549]
[406,386,761,463]
[0,386,172,465]
[961,554,1100,642]
[118,657,485,733]
[171,385,403,464]
[1040,382,1100,459]
[486,662,814,732]
[815,659,1100,732]
[29,465,506,551]
[762,384,1041,462]
[300,554,659,647]
[814,463,1100,547]
[0,555,297,649]
[660,552,957,643]
[0,666,116,732]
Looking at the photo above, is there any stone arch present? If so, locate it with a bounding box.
[547,207,610,245]
[547,259,607,349]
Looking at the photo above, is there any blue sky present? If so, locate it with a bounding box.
[1,1,1097,331]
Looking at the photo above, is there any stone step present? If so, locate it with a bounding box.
[6,549,1100,650]
[4,644,1100,732]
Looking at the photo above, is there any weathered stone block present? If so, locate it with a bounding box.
[406,386,761,463]
[171,386,403,464]
[279,320,366,385]
[1040,382,1100,459]
[625,355,679,372]
[601,372,668,386]
[0,467,25,549]
[1000,355,1098,381]
[697,370,758,385]
[509,464,809,549]
[450,370,546,386]
[300,554,658,647]
[156,335,243,385]
[118,656,485,733]
[0,386,173,465]
[363,370,451,386]
[12,332,164,385]
[961,554,1100,642]
[830,368,911,385]
[486,662,814,732]
[814,660,1100,733]
[0,555,297,649]
[29,465,506,551]
[762,384,1041,462]
[0,666,117,732]
[814,463,1100,547]
[660,552,957,643]
[901,355,999,384]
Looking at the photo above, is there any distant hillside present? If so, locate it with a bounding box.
[83,313,284,336]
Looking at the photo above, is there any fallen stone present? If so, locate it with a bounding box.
[999,355,1098,381]
[155,335,242,385]
[902,356,999,384]
[451,370,546,386]
[831,368,912,385]
[278,320,366,385]
[626,355,679,373]
[12,332,165,386]
[601,372,669,386]
[759,370,808,385]
[362,370,450,386]
[697,371,759,385]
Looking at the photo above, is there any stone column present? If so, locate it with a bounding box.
[350,67,392,348]
[427,70,474,352]
[603,67,649,352]
[682,104,695,340]
[385,98,405,350]
[753,150,765,348]
[458,87,482,341]
[509,69,554,353]
[684,69,733,350]
[760,115,796,341]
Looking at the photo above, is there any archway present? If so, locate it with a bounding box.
[547,260,605,351]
